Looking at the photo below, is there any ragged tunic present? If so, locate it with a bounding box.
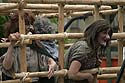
[1,46,49,82]
[64,40,105,83]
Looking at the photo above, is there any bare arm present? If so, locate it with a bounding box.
[3,44,14,70]
[68,60,94,83]
[3,32,20,70]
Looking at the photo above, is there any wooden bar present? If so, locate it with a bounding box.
[38,9,118,17]
[81,67,120,74]
[118,6,124,66]
[117,5,124,83]
[0,3,112,15]
[112,32,125,39]
[2,9,58,14]
[20,32,125,40]
[67,9,118,17]
[1,32,124,42]
[8,0,125,5]
[1,32,125,48]
[97,74,117,80]
[12,67,121,79]
[0,39,31,48]
[0,3,18,12]
[58,3,65,69]
[99,9,118,15]
[94,5,100,21]
[22,4,112,10]
[18,0,27,72]
[1,78,32,83]
[15,69,67,78]
[0,3,111,11]
[58,3,65,83]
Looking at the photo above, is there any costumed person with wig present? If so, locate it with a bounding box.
[32,16,58,83]
[0,12,58,83]
[64,19,113,83]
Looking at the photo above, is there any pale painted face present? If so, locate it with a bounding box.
[25,25,34,34]
[97,29,110,46]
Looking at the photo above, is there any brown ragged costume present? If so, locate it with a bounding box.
[64,19,113,83]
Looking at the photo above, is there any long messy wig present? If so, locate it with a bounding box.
[84,19,113,50]
[4,11,35,37]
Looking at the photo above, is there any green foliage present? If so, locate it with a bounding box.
[64,38,72,44]
[0,16,9,38]
[49,17,58,24]
[0,0,10,38]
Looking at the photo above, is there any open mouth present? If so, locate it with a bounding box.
[101,42,106,46]
[100,40,107,46]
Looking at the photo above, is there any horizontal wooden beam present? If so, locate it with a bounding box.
[0,39,32,48]
[2,78,32,83]
[0,3,18,12]
[8,0,125,5]
[0,67,123,83]
[42,9,118,17]
[20,32,125,40]
[0,32,125,48]
[97,74,117,80]
[0,32,125,41]
[20,4,112,10]
[0,3,111,11]
[19,33,84,40]
[13,67,121,80]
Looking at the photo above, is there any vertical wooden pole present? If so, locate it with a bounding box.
[94,5,100,21]
[118,6,123,65]
[18,1,27,72]
[58,3,64,83]
[117,5,125,83]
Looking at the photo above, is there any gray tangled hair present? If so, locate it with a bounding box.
[84,19,113,49]
[33,16,55,34]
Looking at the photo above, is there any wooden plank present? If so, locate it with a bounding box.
[58,3,65,83]
[117,5,124,83]
[18,0,27,72]
[8,0,125,5]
